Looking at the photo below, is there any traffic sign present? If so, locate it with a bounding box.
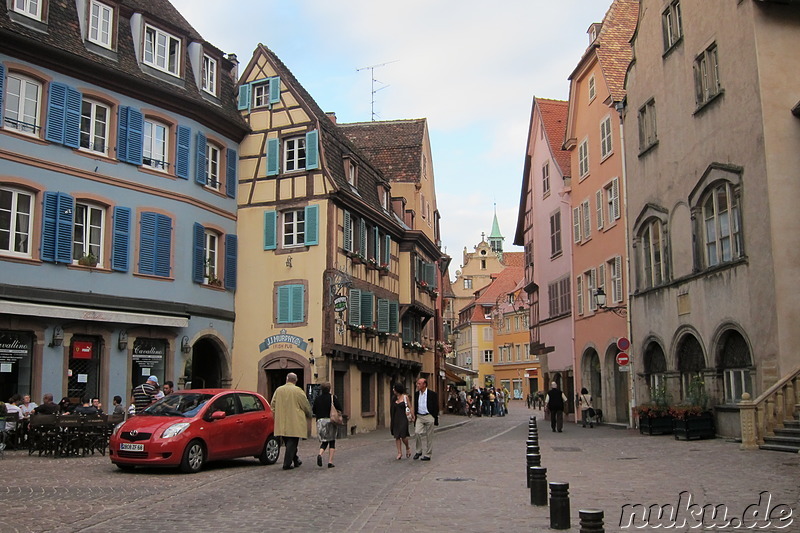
[617,337,630,351]
[616,352,630,366]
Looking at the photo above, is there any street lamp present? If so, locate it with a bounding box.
[594,288,627,317]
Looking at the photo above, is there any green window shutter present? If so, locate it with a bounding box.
[359,219,367,255]
[348,289,361,326]
[266,137,279,176]
[269,76,281,104]
[343,211,352,252]
[263,210,277,250]
[383,235,391,267]
[361,291,374,327]
[304,204,318,246]
[277,285,291,323]
[192,222,205,283]
[402,317,413,343]
[377,299,390,333]
[389,301,399,334]
[372,226,380,262]
[305,130,319,170]
[237,84,251,111]
[290,284,304,322]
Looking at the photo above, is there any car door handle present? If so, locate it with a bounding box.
[236,419,244,424]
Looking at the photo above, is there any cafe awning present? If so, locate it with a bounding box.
[0,299,189,327]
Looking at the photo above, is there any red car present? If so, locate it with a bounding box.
[109,389,280,473]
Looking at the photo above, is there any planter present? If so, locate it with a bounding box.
[639,414,674,435]
[673,412,715,440]
[78,256,98,267]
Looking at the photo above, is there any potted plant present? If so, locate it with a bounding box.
[78,253,98,267]
[636,382,673,435]
[671,376,715,440]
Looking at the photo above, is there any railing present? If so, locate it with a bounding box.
[739,365,800,450]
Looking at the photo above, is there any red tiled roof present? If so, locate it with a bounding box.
[339,120,426,182]
[535,98,571,177]
[501,252,525,267]
[596,0,639,102]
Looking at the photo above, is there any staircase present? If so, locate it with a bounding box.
[739,365,800,453]
[760,415,800,453]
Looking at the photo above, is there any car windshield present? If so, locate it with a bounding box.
[142,393,214,417]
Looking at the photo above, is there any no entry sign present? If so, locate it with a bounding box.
[616,352,630,366]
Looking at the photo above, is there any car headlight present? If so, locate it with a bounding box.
[161,422,191,439]
[112,421,125,436]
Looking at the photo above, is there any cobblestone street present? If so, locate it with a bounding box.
[1,404,798,532]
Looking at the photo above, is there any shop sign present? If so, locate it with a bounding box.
[133,339,166,363]
[73,341,94,359]
[334,296,348,313]
[0,332,30,372]
[259,329,309,352]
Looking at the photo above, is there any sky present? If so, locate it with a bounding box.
[171,0,615,277]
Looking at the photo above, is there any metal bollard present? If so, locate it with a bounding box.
[529,466,547,505]
[526,444,540,456]
[525,453,541,488]
[549,482,571,530]
[579,509,604,532]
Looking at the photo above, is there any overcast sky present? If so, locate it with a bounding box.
[172,0,614,276]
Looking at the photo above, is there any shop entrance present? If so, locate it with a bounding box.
[68,337,100,402]
[263,367,305,403]
[0,331,33,400]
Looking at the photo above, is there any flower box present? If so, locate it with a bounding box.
[638,414,674,435]
[672,411,715,441]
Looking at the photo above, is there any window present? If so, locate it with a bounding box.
[72,202,105,266]
[578,138,589,178]
[542,161,550,196]
[724,369,752,404]
[549,211,562,257]
[347,160,357,186]
[283,209,305,247]
[143,119,168,171]
[483,350,493,363]
[605,177,621,222]
[641,219,665,288]
[638,99,657,152]
[361,372,375,415]
[88,0,113,49]
[202,55,217,96]
[600,116,613,159]
[516,345,522,361]
[694,43,721,107]
[277,284,305,324]
[610,255,623,303]
[80,99,109,154]
[204,230,218,282]
[588,74,596,101]
[3,72,41,136]
[192,224,236,289]
[138,212,171,277]
[0,187,33,257]
[548,277,571,318]
[13,0,42,20]
[249,77,280,109]
[581,199,591,241]
[662,0,683,51]
[205,143,220,189]
[576,275,583,315]
[284,136,306,172]
[464,278,472,290]
[143,24,181,76]
[597,263,606,296]
[703,182,741,267]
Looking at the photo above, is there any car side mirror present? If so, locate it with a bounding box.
[209,410,226,421]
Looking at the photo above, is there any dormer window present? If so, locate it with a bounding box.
[202,54,217,96]
[88,0,114,49]
[144,24,181,76]
[381,189,389,210]
[13,0,43,21]
[345,159,357,186]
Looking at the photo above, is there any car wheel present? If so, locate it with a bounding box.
[180,439,205,473]
[259,435,280,465]
[116,464,135,472]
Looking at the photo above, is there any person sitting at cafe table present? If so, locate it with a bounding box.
[74,397,100,415]
[91,398,104,414]
[58,397,73,415]
[19,395,38,419]
[5,395,23,431]
[33,394,59,415]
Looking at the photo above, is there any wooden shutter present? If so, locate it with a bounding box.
[45,82,67,144]
[111,206,131,272]
[596,190,604,229]
[175,126,191,179]
[266,137,279,176]
[192,223,205,283]
[277,286,291,323]
[383,235,391,267]
[263,210,277,250]
[268,76,281,104]
[389,300,399,333]
[290,284,304,322]
[117,106,129,162]
[225,148,237,198]
[126,108,143,165]
[237,84,251,111]
[372,226,380,262]
[139,212,157,275]
[611,178,620,219]
[0,65,5,115]
[305,130,319,170]
[573,207,581,243]
[582,200,591,240]
[304,204,318,246]
[195,131,207,185]
[359,218,367,255]
[154,214,171,277]
[361,291,374,327]
[613,255,623,302]
[377,299,390,332]
[224,234,237,290]
[64,86,81,148]
[41,192,74,264]
[402,317,413,343]
[348,289,361,326]
[343,210,352,252]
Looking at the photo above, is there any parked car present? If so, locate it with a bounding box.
[109,389,279,473]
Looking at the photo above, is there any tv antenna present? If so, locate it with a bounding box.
[357,60,398,121]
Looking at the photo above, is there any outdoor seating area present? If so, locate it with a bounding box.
[2,413,124,458]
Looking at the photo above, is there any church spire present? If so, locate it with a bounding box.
[488,204,504,257]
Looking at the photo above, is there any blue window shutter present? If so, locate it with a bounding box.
[64,87,82,148]
[192,222,205,283]
[269,76,281,104]
[45,82,67,144]
[195,131,207,185]
[377,298,389,333]
[389,301,399,334]
[117,106,129,162]
[384,235,391,268]
[237,84,251,111]
[111,206,131,272]
[225,148,237,198]
[305,130,319,170]
[304,204,318,246]
[348,289,361,326]
[224,234,237,290]
[127,108,143,165]
[343,211,352,252]
[266,137,279,176]
[154,214,172,277]
[175,125,191,179]
[290,284,304,322]
[277,286,290,323]
[263,210,277,250]
[54,193,74,264]
[139,212,157,275]
[40,192,58,262]
[361,291,373,327]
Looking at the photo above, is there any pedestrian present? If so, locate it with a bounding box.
[111,395,125,416]
[502,385,511,414]
[526,393,533,409]
[311,382,342,468]
[412,378,439,461]
[271,372,312,470]
[495,387,505,416]
[545,382,568,432]
[390,383,413,460]
[579,387,594,428]
[131,375,158,414]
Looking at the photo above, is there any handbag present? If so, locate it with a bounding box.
[587,407,596,418]
[404,395,415,422]
[329,395,343,425]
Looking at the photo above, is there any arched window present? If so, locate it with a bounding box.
[643,342,667,395]
[640,219,665,289]
[676,334,705,401]
[718,330,752,403]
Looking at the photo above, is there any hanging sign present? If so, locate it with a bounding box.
[259,329,309,352]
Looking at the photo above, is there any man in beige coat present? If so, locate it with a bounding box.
[272,372,312,470]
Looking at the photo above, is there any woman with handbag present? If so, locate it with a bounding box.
[579,387,595,428]
[389,383,414,460]
[312,383,343,468]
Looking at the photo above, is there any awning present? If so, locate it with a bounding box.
[443,366,466,385]
[0,299,189,327]
[445,362,478,377]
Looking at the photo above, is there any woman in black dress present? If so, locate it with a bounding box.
[312,383,342,468]
[390,383,413,460]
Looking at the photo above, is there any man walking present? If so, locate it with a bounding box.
[413,377,439,461]
[271,372,312,470]
[545,381,568,433]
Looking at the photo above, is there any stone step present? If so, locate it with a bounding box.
[759,443,800,453]
[774,427,800,437]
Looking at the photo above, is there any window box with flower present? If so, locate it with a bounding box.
[78,253,98,267]
[670,376,714,440]
[635,383,673,435]
[366,257,379,270]
[403,341,427,353]
[348,324,365,335]
[378,263,390,276]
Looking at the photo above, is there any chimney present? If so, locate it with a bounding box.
[326,112,337,124]
[227,53,239,82]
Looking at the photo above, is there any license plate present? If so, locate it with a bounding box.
[120,443,144,452]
